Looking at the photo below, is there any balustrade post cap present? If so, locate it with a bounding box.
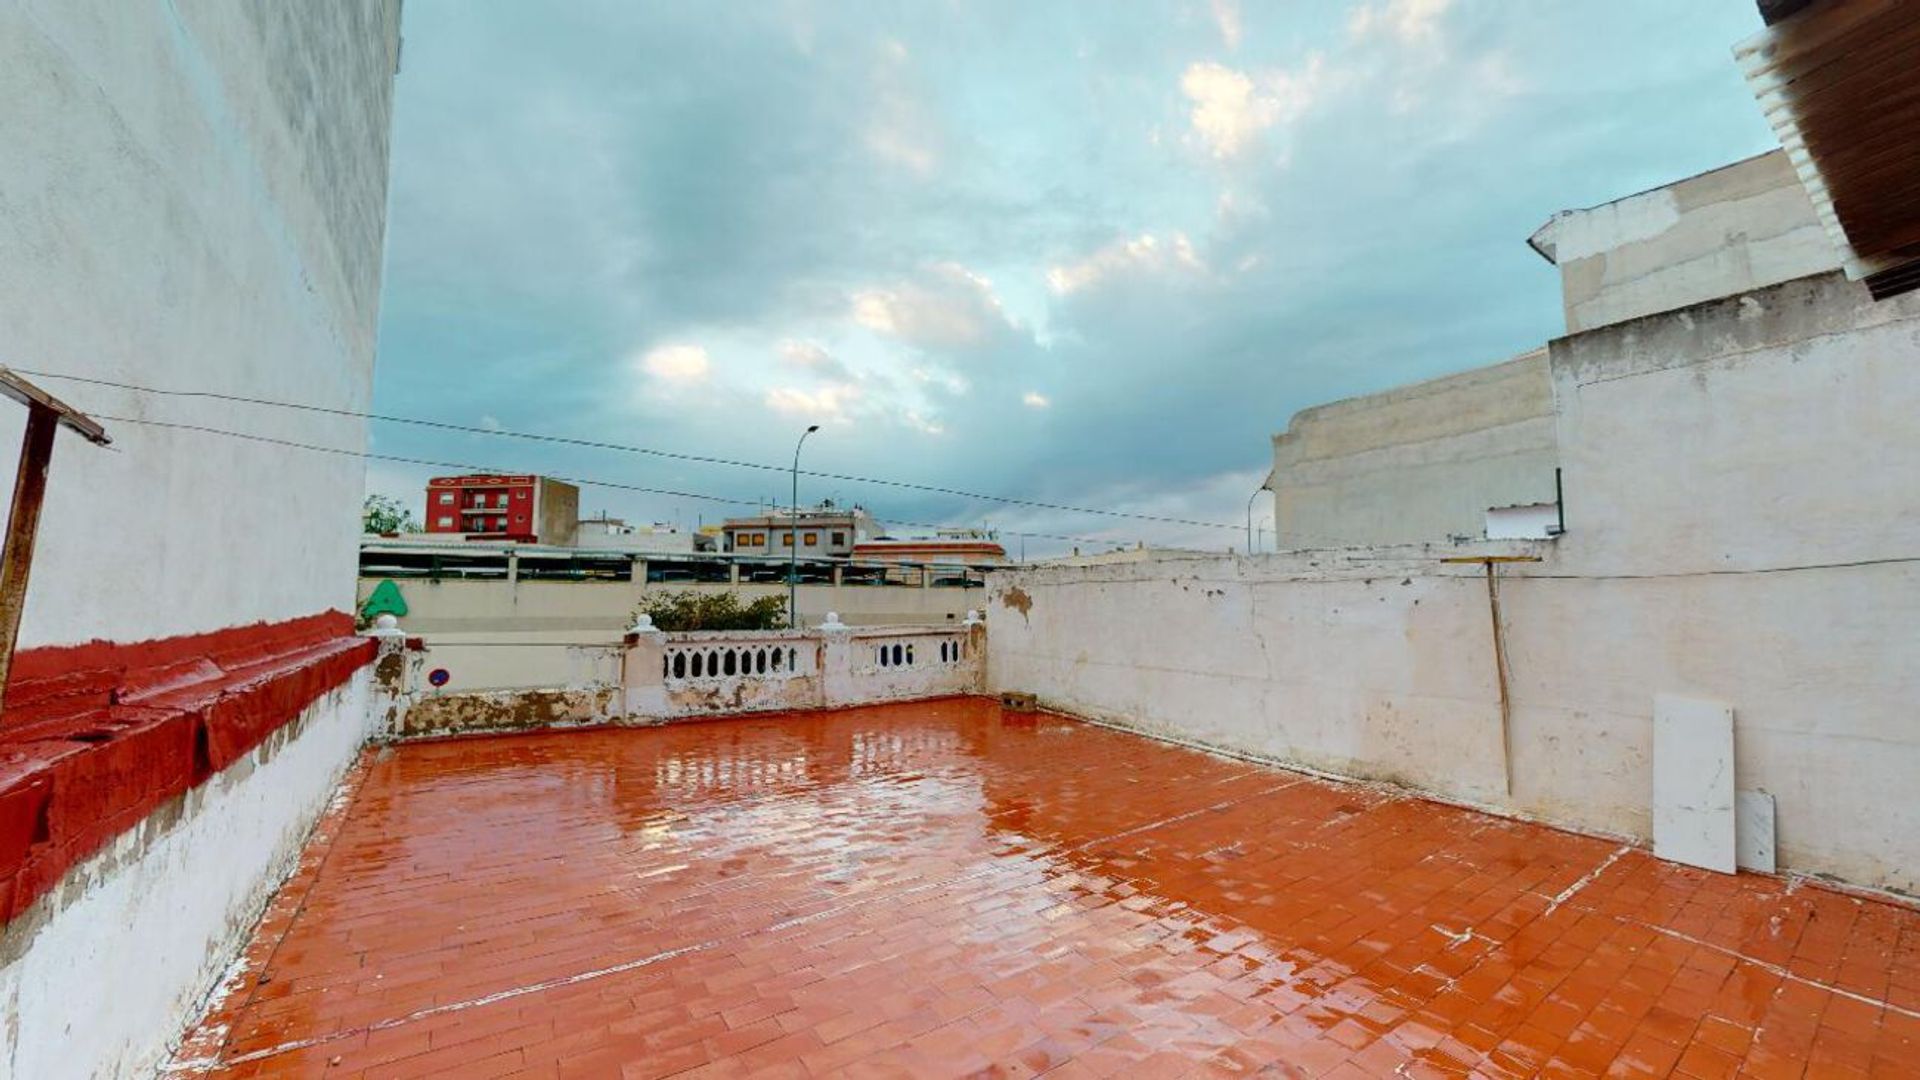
[367,613,405,637]
[820,612,850,632]
[963,609,983,626]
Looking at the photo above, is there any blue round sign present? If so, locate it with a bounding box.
[428,668,451,688]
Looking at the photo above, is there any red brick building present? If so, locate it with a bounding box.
[425,474,579,545]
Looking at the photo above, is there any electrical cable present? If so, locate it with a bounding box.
[88,413,1141,550]
[25,369,1245,532]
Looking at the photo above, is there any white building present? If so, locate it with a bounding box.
[575,514,702,554]
[0,5,403,1077]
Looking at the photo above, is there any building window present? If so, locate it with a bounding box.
[751,532,766,546]
[831,531,845,546]
[803,532,818,546]
[781,532,793,547]
[437,492,454,505]
[437,516,453,528]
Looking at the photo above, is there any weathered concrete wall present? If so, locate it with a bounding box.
[0,672,374,1080]
[395,684,624,741]
[537,479,581,547]
[0,0,402,647]
[987,549,1526,808]
[1529,150,1838,334]
[395,630,628,694]
[1270,350,1558,549]
[1524,270,1920,891]
[1548,272,1920,575]
[995,271,1920,895]
[387,625,984,740]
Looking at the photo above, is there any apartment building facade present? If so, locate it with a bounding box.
[425,473,579,545]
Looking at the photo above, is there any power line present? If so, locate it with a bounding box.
[90,413,1140,550]
[24,369,1244,532]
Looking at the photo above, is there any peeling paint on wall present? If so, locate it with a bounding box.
[1000,586,1032,620]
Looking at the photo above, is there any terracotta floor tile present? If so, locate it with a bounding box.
[162,700,1920,1079]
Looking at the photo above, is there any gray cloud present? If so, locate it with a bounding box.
[369,0,1777,554]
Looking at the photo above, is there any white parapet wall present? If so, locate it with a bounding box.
[0,670,376,1080]
[986,547,1530,809]
[992,271,1920,897]
[388,616,987,740]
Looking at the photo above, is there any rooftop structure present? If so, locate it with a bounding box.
[721,500,881,559]
[1036,543,1218,567]
[852,528,1008,566]
[1526,150,1837,335]
[574,513,709,554]
[1269,349,1558,551]
[1737,0,1920,298]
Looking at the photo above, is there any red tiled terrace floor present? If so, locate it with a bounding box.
[172,698,1920,1078]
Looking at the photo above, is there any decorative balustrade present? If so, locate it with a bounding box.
[864,631,969,672]
[380,612,986,739]
[623,612,984,722]
[661,634,815,684]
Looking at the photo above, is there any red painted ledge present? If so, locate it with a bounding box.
[0,611,375,922]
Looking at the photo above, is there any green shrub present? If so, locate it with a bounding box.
[637,590,788,632]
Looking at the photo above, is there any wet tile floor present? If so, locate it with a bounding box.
[170,698,1920,1079]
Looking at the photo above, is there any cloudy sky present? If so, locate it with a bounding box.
[367,0,1777,557]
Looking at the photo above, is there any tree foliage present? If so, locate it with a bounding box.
[637,590,787,632]
[362,494,420,535]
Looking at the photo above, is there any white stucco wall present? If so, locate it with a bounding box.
[0,0,402,647]
[0,671,374,1080]
[1523,270,1920,891]
[1270,350,1559,549]
[987,550,1522,805]
[993,271,1920,895]
[0,4,402,1074]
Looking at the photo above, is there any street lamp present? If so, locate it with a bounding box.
[789,424,819,628]
[1245,483,1270,555]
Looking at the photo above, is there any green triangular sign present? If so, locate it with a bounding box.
[361,579,408,619]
